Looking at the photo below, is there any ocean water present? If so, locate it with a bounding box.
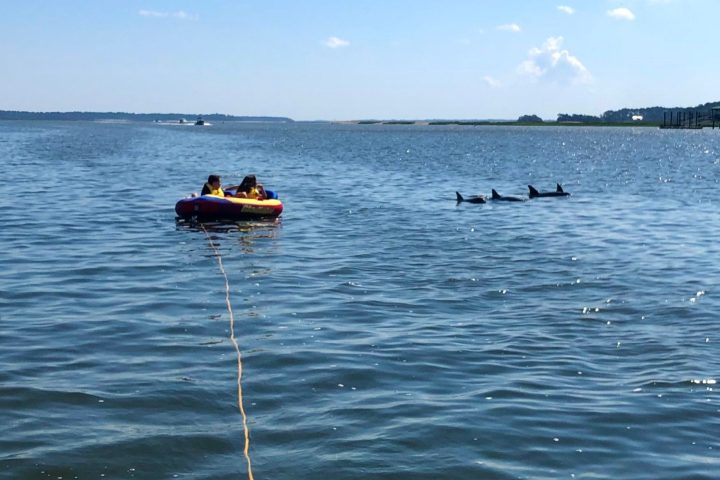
[1,121,719,480]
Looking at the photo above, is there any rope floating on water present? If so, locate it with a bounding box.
[201,224,255,480]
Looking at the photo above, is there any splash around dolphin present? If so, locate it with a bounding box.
[528,183,570,198]
[456,192,486,203]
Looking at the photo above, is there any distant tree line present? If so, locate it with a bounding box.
[599,101,720,123]
[556,113,602,123]
[0,110,294,122]
[557,100,720,124]
[517,114,543,123]
[514,100,719,124]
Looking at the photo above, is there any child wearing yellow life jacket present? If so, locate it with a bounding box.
[234,175,267,200]
[201,174,226,196]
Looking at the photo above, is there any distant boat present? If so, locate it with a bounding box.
[194,116,211,126]
[178,118,187,124]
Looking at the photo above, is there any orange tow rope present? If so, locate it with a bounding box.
[201,224,255,480]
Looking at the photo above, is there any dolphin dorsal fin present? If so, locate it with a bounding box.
[528,185,539,196]
[556,183,564,193]
[491,189,500,199]
[456,192,464,202]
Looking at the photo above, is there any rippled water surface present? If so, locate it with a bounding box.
[1,121,719,479]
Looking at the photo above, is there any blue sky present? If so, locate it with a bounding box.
[0,0,716,120]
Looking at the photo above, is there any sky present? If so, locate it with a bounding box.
[0,0,716,120]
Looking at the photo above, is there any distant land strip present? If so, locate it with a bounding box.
[340,120,656,127]
[3,99,719,126]
[0,110,294,123]
[341,100,720,126]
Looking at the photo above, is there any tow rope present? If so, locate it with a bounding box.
[201,224,255,480]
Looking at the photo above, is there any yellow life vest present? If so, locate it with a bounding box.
[247,187,261,199]
[204,183,225,196]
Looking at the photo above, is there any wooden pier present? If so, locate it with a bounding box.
[660,107,720,129]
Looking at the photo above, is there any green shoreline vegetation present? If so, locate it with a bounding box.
[352,100,720,127]
[2,99,718,127]
[354,119,658,127]
[0,110,294,123]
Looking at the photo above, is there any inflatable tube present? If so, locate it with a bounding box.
[175,194,283,221]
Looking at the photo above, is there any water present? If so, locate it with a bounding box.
[1,121,719,479]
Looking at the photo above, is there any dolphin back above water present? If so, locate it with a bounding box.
[528,183,570,198]
[456,192,486,204]
[491,189,525,202]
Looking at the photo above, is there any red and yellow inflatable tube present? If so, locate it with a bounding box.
[175,194,283,221]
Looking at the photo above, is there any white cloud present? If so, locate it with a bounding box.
[607,7,635,20]
[325,36,350,48]
[517,36,592,84]
[139,10,198,20]
[557,5,575,15]
[139,10,164,17]
[173,11,195,20]
[483,76,501,88]
[497,23,521,33]
[517,60,544,78]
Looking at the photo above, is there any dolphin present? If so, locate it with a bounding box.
[528,183,570,198]
[456,192,486,204]
[491,189,525,202]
